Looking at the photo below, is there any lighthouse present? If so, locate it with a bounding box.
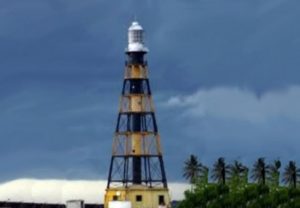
[104,22,170,208]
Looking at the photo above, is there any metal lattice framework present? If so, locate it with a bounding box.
[107,55,168,189]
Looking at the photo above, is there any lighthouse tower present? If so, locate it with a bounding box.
[104,22,170,208]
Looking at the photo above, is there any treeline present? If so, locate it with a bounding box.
[177,155,300,208]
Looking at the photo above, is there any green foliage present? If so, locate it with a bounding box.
[178,157,300,208]
[177,183,300,208]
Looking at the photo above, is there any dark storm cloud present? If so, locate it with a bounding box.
[148,0,300,93]
[1,0,299,92]
[0,0,300,181]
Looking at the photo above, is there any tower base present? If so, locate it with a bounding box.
[104,185,170,208]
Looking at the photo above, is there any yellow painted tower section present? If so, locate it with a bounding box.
[104,22,170,208]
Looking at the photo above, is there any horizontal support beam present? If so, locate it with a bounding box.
[109,180,166,183]
[111,154,162,158]
[115,131,157,135]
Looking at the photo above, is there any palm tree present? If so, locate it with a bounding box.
[243,166,249,184]
[212,157,230,185]
[283,161,300,188]
[267,159,281,187]
[183,154,202,184]
[197,165,209,185]
[251,157,267,185]
[229,160,248,186]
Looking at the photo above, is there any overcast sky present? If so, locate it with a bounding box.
[1,0,300,184]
